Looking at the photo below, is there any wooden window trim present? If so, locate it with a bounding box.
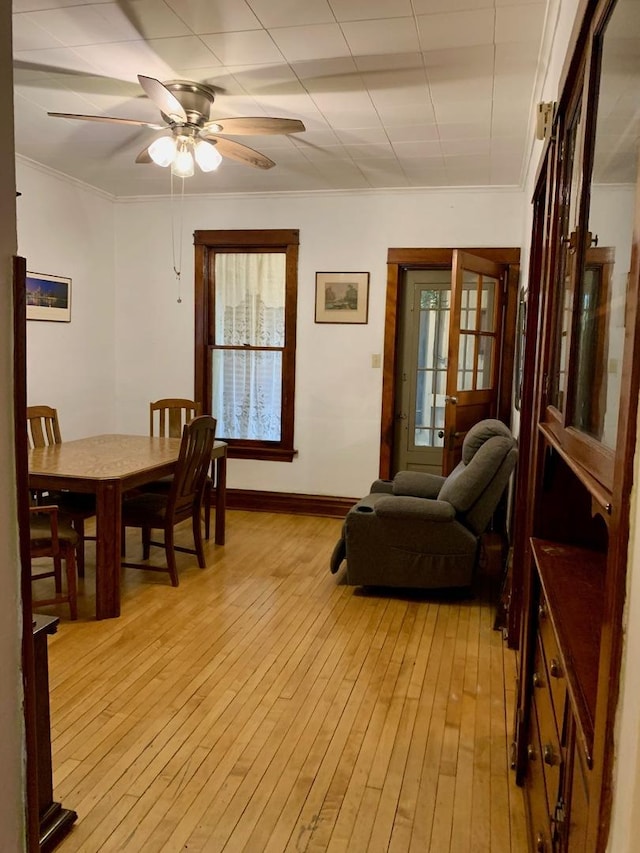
[194,229,299,462]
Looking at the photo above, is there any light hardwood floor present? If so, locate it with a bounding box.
[33,510,527,853]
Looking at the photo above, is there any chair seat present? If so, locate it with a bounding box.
[143,475,173,490]
[144,473,213,541]
[30,506,80,620]
[122,492,169,528]
[30,515,79,549]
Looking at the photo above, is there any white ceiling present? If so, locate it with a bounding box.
[12,0,551,197]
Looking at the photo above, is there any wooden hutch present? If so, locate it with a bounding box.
[510,0,640,850]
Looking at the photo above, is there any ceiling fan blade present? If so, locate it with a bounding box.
[204,117,305,136]
[137,75,187,123]
[48,111,163,129]
[135,145,153,164]
[202,135,275,169]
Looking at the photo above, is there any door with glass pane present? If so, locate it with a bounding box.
[443,251,507,473]
[394,270,450,474]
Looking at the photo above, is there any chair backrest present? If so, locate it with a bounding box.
[150,398,201,438]
[438,419,518,535]
[168,415,217,521]
[27,405,62,449]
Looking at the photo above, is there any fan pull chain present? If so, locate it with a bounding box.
[170,171,186,303]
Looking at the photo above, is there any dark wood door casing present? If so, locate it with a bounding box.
[381,248,520,479]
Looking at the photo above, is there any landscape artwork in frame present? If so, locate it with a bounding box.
[315,272,369,324]
[26,271,71,322]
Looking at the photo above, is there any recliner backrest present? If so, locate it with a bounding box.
[438,420,517,536]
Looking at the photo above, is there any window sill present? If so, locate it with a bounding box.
[226,446,298,462]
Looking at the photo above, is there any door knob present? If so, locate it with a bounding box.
[444,395,458,404]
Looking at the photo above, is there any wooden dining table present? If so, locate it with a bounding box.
[29,434,227,619]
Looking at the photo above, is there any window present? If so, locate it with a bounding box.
[194,230,299,461]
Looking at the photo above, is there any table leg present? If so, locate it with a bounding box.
[95,480,121,619]
[214,453,226,546]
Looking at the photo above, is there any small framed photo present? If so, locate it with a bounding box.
[26,272,71,322]
[315,272,370,324]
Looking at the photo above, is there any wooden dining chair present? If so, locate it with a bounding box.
[121,415,217,586]
[148,398,214,540]
[26,405,62,448]
[30,505,79,620]
[26,404,96,577]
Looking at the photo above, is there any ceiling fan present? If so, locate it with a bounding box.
[47,74,306,177]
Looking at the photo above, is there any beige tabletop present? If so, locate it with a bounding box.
[29,434,181,481]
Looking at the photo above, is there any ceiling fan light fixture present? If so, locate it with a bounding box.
[195,139,222,172]
[172,139,195,178]
[148,135,176,167]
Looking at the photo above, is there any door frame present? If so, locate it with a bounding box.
[380,247,521,478]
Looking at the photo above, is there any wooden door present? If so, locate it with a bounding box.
[393,269,450,475]
[443,251,507,473]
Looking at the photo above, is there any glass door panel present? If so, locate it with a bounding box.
[445,251,506,473]
[550,97,584,414]
[414,287,449,449]
[570,0,640,449]
[394,269,451,474]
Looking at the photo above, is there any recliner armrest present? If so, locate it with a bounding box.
[374,496,456,522]
[392,471,445,499]
[370,479,394,494]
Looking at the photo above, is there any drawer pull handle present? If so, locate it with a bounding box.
[528,744,537,761]
[533,671,544,688]
[536,832,546,852]
[543,744,557,766]
[549,658,563,678]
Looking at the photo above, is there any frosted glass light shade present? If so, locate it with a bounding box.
[148,136,176,167]
[195,140,222,172]
[172,144,195,178]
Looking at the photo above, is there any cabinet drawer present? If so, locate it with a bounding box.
[533,637,562,819]
[538,592,568,734]
[526,701,553,853]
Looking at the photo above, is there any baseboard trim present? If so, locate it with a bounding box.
[226,489,357,518]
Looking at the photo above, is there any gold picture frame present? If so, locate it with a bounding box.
[315,271,369,324]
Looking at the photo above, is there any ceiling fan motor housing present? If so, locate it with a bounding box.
[161,80,216,127]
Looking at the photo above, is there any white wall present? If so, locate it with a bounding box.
[114,188,525,498]
[1,4,25,848]
[16,159,117,440]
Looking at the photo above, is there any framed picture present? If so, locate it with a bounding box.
[26,272,71,322]
[315,271,369,324]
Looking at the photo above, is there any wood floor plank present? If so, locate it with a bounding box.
[449,603,481,853]
[36,512,527,853]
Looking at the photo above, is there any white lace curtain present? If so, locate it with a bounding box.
[212,253,286,440]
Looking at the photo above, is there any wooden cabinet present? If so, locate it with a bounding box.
[510,0,640,849]
[525,541,602,851]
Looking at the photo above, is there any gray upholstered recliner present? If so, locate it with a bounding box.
[331,419,517,590]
